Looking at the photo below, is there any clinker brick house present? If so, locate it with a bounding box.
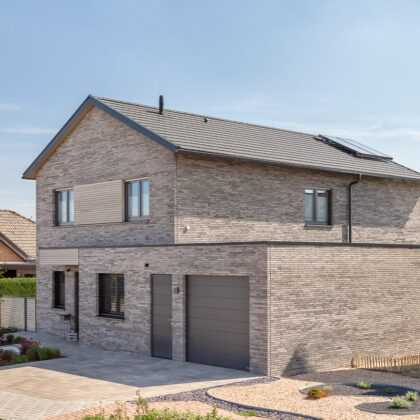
[23,95,420,376]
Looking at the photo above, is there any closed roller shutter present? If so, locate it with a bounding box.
[187,275,249,371]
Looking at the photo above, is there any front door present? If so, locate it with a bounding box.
[151,275,172,359]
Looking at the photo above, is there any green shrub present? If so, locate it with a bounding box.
[239,411,256,417]
[25,347,39,362]
[357,381,372,389]
[406,391,419,401]
[13,336,25,344]
[307,387,329,399]
[323,385,333,392]
[0,327,18,334]
[391,396,412,409]
[0,278,36,298]
[386,387,396,394]
[6,334,14,344]
[14,355,28,364]
[43,346,61,359]
[3,349,16,361]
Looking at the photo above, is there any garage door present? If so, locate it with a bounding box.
[187,275,249,370]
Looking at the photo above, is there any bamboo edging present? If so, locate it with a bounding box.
[354,353,420,372]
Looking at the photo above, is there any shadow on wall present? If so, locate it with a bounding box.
[282,347,310,377]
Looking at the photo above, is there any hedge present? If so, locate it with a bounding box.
[0,278,36,298]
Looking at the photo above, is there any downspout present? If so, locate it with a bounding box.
[348,174,362,243]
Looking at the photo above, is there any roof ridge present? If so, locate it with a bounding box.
[93,96,319,138]
[0,209,36,224]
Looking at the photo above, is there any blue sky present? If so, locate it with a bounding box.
[2,0,420,219]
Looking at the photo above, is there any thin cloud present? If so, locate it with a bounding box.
[0,103,20,111]
[0,126,55,135]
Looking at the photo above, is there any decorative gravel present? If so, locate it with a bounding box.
[208,368,420,420]
[147,377,320,419]
[300,383,420,415]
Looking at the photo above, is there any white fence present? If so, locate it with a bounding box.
[0,297,36,331]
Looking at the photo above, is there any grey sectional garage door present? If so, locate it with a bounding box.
[187,275,249,370]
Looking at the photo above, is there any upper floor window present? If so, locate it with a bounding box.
[305,188,331,225]
[125,179,149,221]
[55,188,74,225]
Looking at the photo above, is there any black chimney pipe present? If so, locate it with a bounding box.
[348,174,362,243]
[159,95,164,114]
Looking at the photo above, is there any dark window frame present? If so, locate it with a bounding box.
[125,179,150,222]
[98,273,125,319]
[53,271,65,309]
[305,188,332,225]
[55,188,74,226]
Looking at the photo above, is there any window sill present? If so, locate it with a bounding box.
[304,224,333,229]
[95,315,125,322]
[53,219,150,228]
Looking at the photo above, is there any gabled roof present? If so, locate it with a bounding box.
[23,95,420,182]
[0,210,36,259]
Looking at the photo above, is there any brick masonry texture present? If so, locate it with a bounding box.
[36,107,176,248]
[175,154,420,244]
[268,244,420,376]
[0,241,24,262]
[33,106,420,376]
[36,244,269,375]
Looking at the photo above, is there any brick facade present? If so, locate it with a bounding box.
[33,106,420,376]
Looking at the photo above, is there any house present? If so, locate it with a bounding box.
[23,95,420,376]
[0,210,36,278]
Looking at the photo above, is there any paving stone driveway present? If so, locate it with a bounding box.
[0,332,256,420]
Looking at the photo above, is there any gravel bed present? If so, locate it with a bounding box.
[146,377,320,419]
[356,399,420,416]
[299,383,417,397]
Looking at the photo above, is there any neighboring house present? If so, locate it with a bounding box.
[23,95,420,376]
[0,210,36,278]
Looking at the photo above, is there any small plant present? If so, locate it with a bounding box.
[3,349,16,361]
[25,347,39,362]
[386,387,396,394]
[391,396,412,409]
[307,387,329,399]
[13,336,25,344]
[6,334,14,344]
[43,346,61,359]
[19,338,40,355]
[0,326,18,334]
[357,381,372,389]
[406,391,419,401]
[239,411,256,417]
[14,355,28,364]
[323,385,333,392]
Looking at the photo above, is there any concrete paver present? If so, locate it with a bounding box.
[0,331,257,419]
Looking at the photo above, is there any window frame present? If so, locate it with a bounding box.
[124,178,150,222]
[55,188,74,226]
[53,271,65,309]
[305,188,332,226]
[98,273,125,319]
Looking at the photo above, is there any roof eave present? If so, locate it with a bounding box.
[22,95,179,180]
[0,233,30,260]
[176,149,420,183]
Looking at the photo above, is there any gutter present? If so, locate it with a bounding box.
[348,174,362,243]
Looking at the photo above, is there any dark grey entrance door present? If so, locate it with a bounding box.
[187,275,249,370]
[74,272,79,336]
[152,275,172,359]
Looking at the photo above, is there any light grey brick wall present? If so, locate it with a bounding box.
[268,244,420,376]
[36,107,176,248]
[36,244,269,374]
[175,154,420,244]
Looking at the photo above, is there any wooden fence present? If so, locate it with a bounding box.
[0,296,36,331]
[354,353,420,372]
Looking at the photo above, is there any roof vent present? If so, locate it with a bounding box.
[159,95,164,115]
[204,117,208,123]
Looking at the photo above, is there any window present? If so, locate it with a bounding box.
[125,179,149,221]
[305,188,331,225]
[55,189,74,225]
[53,271,65,309]
[98,274,124,318]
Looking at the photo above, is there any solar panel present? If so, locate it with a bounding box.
[320,135,393,161]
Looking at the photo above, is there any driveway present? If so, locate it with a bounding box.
[0,331,257,420]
